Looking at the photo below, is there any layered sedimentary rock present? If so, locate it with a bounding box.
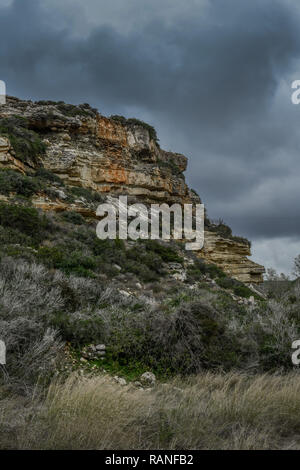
[0,136,25,173]
[0,97,192,204]
[0,96,265,283]
[198,231,264,284]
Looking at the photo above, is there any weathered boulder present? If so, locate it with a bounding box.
[140,372,156,387]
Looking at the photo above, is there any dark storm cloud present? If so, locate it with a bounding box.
[0,1,297,119]
[1,0,300,272]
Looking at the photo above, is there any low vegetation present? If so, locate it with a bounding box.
[0,116,46,165]
[35,100,98,117]
[67,185,104,203]
[206,218,251,246]
[110,115,159,145]
[0,245,297,396]
[0,168,105,206]
[0,164,298,450]
[2,372,300,450]
[157,158,182,175]
[0,171,296,391]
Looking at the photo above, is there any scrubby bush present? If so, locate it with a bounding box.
[0,225,34,247]
[0,203,52,245]
[61,211,85,225]
[37,245,97,277]
[233,285,253,298]
[216,277,237,289]
[123,244,166,281]
[0,169,41,197]
[56,102,96,118]
[0,258,65,391]
[157,158,181,175]
[0,116,46,165]
[68,186,104,203]
[0,257,114,389]
[143,240,183,263]
[110,115,159,145]
[0,250,299,393]
[1,322,63,391]
[35,100,97,117]
[207,219,251,246]
[70,229,180,282]
[216,276,262,299]
[105,297,243,373]
[0,169,62,201]
[35,168,64,185]
[187,259,226,281]
[0,197,296,381]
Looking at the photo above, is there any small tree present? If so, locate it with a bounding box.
[265,268,277,281]
[293,255,300,278]
[265,267,290,281]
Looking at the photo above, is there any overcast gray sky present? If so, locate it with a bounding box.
[1,0,300,275]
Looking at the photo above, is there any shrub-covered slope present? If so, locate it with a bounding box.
[0,96,265,283]
[0,170,297,393]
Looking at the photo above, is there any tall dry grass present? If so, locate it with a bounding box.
[6,371,300,450]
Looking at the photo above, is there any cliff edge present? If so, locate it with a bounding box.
[0,96,265,283]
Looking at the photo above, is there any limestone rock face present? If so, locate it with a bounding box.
[0,96,265,283]
[200,231,265,284]
[0,97,192,204]
[0,136,25,173]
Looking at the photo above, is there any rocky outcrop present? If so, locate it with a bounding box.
[0,96,265,283]
[0,97,192,205]
[199,231,264,284]
[0,136,25,173]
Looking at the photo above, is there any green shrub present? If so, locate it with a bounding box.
[61,211,85,225]
[88,236,124,256]
[56,102,96,118]
[50,312,105,345]
[35,168,64,185]
[68,186,104,203]
[143,240,183,263]
[0,203,51,245]
[110,115,159,145]
[187,259,226,281]
[208,219,251,247]
[35,100,59,106]
[233,285,253,298]
[157,158,181,175]
[216,277,257,299]
[0,116,46,164]
[37,245,97,277]
[0,169,63,200]
[206,264,226,279]
[216,277,239,290]
[125,245,165,280]
[107,299,243,373]
[110,115,127,125]
[210,222,232,239]
[0,225,35,247]
[73,234,172,282]
[0,169,41,197]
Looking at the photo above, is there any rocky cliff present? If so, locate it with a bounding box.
[0,96,264,283]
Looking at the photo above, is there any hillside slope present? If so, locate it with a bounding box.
[0,96,265,283]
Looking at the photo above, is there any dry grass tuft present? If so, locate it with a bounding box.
[2,371,299,450]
